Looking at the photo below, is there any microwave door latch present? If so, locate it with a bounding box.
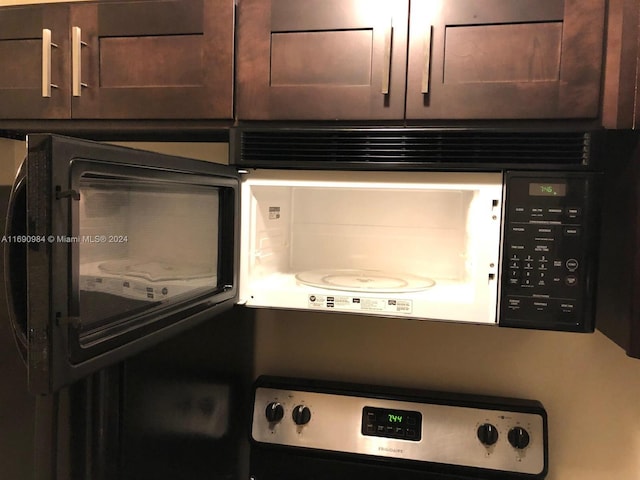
[56,188,80,201]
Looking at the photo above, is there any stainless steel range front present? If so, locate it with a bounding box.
[250,377,548,480]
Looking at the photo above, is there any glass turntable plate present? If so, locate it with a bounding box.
[98,259,214,282]
[295,269,435,293]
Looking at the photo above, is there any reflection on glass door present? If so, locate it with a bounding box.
[77,175,220,340]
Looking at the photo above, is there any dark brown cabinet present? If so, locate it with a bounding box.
[0,4,70,119]
[0,0,233,121]
[596,132,640,358]
[407,0,605,120]
[236,0,605,121]
[601,0,640,129]
[236,0,409,120]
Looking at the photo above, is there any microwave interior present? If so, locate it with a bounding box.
[77,174,224,341]
[239,170,503,325]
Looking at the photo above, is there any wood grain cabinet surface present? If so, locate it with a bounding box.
[0,0,234,120]
[407,0,605,120]
[236,0,409,121]
[0,4,70,119]
[236,0,606,121]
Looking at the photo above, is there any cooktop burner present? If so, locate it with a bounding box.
[294,269,435,293]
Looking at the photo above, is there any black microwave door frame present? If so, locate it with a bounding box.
[25,134,240,395]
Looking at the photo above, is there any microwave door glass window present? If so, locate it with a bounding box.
[77,177,220,337]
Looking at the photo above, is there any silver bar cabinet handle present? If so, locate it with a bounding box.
[381,21,393,95]
[421,26,433,94]
[41,29,58,97]
[72,26,88,97]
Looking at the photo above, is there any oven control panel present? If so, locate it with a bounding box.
[252,385,547,477]
[500,172,600,331]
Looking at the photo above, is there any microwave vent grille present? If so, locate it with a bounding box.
[237,130,591,167]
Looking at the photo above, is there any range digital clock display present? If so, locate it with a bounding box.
[528,182,567,197]
[362,406,422,441]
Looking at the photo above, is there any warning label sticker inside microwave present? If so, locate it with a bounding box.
[307,295,412,314]
[268,207,281,220]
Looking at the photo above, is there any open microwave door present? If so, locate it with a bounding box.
[5,134,239,394]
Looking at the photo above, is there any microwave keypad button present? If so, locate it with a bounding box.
[566,207,581,218]
[507,298,521,309]
[533,301,549,311]
[566,259,579,271]
[564,227,581,237]
[565,275,578,287]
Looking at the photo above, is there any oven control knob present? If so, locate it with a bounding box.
[508,427,530,449]
[477,423,499,446]
[265,402,284,423]
[292,405,311,425]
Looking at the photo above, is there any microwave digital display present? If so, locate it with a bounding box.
[528,182,567,197]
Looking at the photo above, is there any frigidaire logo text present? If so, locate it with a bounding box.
[378,446,403,454]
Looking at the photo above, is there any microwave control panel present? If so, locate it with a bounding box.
[500,172,600,331]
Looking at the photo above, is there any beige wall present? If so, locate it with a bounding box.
[255,310,640,480]
[0,138,24,185]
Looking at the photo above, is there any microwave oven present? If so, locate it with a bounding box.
[5,131,601,394]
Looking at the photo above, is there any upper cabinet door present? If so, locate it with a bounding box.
[70,0,234,119]
[0,4,70,119]
[406,0,605,120]
[236,0,409,121]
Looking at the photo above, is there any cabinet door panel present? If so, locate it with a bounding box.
[407,0,605,120]
[71,0,233,119]
[270,30,374,87]
[236,0,408,120]
[99,35,205,88]
[0,5,70,119]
